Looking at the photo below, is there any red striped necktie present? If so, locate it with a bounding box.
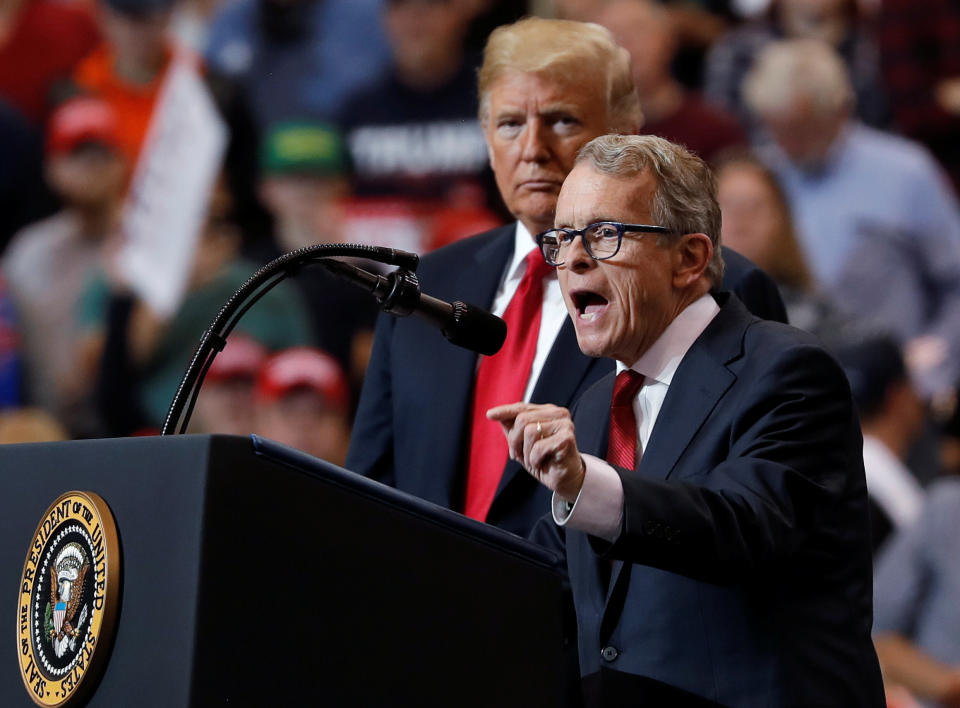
[606,369,645,469]
[463,249,553,521]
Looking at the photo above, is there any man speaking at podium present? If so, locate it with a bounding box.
[348,17,785,537]
[489,134,884,706]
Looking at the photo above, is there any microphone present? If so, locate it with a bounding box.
[320,259,507,356]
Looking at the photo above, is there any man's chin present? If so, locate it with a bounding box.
[573,332,610,360]
[512,197,559,232]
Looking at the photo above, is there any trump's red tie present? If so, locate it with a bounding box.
[463,249,553,521]
[607,370,645,469]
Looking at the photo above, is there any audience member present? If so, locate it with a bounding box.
[744,39,960,398]
[0,407,68,443]
[715,151,852,337]
[0,0,100,125]
[192,333,266,434]
[874,480,960,707]
[877,0,960,194]
[259,121,353,254]
[705,0,889,133]
[715,151,809,290]
[83,176,314,435]
[205,0,389,131]
[339,0,503,253]
[256,121,378,392]
[205,0,390,267]
[254,347,351,465]
[72,0,178,170]
[835,336,926,554]
[597,0,746,164]
[3,97,126,434]
[656,0,731,84]
[341,0,489,205]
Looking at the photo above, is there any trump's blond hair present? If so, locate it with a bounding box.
[478,17,642,134]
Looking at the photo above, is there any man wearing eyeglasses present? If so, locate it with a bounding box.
[489,133,884,707]
[347,16,785,538]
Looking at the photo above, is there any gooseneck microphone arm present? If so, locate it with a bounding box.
[161,243,421,436]
[161,243,507,436]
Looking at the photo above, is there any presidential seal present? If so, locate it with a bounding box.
[17,492,120,707]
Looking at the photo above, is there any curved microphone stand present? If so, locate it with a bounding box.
[161,243,419,436]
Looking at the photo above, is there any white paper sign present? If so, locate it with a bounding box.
[119,54,228,316]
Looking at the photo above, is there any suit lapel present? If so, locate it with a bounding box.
[425,225,515,508]
[530,320,599,406]
[446,224,515,307]
[636,295,747,482]
[605,296,751,603]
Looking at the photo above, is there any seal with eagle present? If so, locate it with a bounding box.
[48,542,90,658]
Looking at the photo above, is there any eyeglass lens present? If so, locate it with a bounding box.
[541,223,622,265]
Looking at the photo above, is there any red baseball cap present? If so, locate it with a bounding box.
[46,96,120,156]
[206,335,268,383]
[254,348,349,411]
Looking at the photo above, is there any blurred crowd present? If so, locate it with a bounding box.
[2,0,960,703]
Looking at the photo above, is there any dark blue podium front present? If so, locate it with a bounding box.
[1,434,575,707]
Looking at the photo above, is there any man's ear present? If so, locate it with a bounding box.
[672,233,713,288]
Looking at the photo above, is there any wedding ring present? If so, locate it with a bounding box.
[536,421,543,438]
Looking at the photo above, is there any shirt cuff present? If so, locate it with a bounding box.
[551,454,624,542]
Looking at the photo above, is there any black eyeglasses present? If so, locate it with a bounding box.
[535,221,674,266]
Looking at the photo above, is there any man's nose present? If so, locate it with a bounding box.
[520,119,551,163]
[564,233,595,273]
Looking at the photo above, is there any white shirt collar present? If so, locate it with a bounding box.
[505,221,541,282]
[616,293,720,385]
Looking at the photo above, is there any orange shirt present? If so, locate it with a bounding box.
[72,43,173,168]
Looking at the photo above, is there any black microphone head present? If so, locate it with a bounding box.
[443,301,507,356]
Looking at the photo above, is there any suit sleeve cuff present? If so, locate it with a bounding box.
[551,454,624,542]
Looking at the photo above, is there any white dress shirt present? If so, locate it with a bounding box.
[861,434,924,529]
[488,222,569,402]
[553,294,721,540]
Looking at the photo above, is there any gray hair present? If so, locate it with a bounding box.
[576,134,724,285]
[743,38,854,118]
[477,16,642,134]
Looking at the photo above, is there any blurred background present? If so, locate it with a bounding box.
[2,1,960,703]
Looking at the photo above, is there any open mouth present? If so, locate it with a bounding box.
[570,290,609,322]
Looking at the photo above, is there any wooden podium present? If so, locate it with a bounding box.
[1,435,577,707]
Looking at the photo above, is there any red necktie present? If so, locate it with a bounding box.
[607,370,645,469]
[463,249,553,521]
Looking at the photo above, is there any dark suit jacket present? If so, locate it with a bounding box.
[347,224,787,537]
[567,293,884,707]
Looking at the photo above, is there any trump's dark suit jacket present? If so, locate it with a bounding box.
[567,293,884,707]
[347,224,787,536]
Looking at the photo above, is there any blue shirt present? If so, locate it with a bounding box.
[765,123,960,285]
[874,479,960,707]
[763,123,960,394]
